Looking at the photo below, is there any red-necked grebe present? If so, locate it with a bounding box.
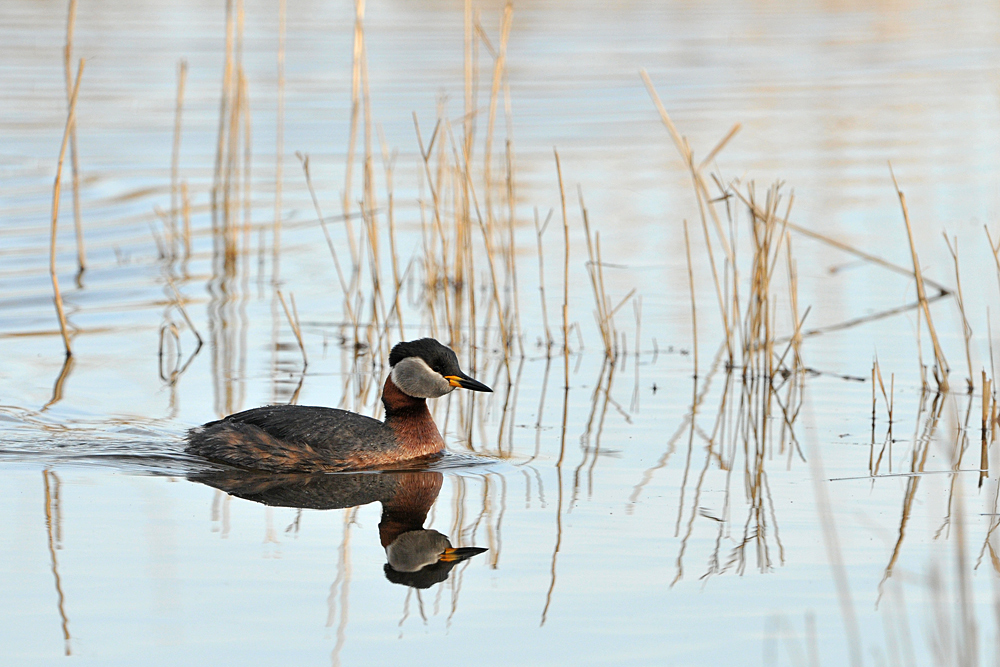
[186,338,492,472]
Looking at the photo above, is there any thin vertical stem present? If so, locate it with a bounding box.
[554,150,570,373]
[51,60,85,357]
[64,0,85,278]
[684,220,698,377]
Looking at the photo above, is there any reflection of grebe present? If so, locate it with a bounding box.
[191,469,487,588]
[186,339,491,473]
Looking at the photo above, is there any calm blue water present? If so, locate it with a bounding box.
[3,0,1000,664]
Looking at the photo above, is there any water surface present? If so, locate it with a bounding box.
[3,0,1000,664]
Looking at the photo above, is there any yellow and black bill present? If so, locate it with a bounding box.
[445,372,492,393]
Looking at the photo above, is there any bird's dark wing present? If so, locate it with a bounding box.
[219,405,396,452]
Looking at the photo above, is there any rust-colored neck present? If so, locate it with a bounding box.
[381,375,445,460]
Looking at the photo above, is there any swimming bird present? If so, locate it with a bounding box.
[186,338,492,473]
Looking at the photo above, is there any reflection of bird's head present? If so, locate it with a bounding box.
[383,528,487,589]
[388,338,492,399]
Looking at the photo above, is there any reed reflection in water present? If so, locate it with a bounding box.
[5,0,1000,664]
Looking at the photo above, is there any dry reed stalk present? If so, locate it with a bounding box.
[982,370,990,487]
[534,208,554,349]
[871,361,877,469]
[985,226,1000,303]
[277,290,307,369]
[240,71,252,272]
[274,0,286,284]
[63,0,85,279]
[413,114,455,342]
[482,3,513,222]
[579,191,610,355]
[378,128,404,340]
[641,71,736,359]
[992,394,998,449]
[358,12,384,345]
[50,59,85,358]
[943,234,973,392]
[223,66,243,254]
[462,0,476,162]
[505,141,524,357]
[874,358,894,444]
[465,169,511,367]
[342,0,364,272]
[890,166,949,391]
[213,0,235,202]
[298,154,356,329]
[698,123,742,173]
[683,220,698,377]
[633,295,642,361]
[445,134,468,352]
[554,148,570,387]
[171,59,187,260]
[785,231,802,372]
[594,231,612,353]
[181,181,191,259]
[784,220,950,295]
[773,309,812,387]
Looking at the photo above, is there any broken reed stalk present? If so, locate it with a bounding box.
[273,0,286,283]
[890,165,948,391]
[50,59,85,358]
[555,148,570,388]
[277,290,307,369]
[683,220,698,377]
[64,0,85,277]
[943,234,973,392]
[171,59,188,260]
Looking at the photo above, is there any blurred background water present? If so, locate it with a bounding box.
[3,0,1000,664]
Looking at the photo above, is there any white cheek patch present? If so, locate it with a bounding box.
[391,357,454,398]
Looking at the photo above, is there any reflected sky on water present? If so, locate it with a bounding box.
[3,0,1000,664]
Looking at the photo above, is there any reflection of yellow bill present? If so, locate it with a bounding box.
[439,548,463,562]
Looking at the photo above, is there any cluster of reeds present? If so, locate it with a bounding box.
[45,0,658,444]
